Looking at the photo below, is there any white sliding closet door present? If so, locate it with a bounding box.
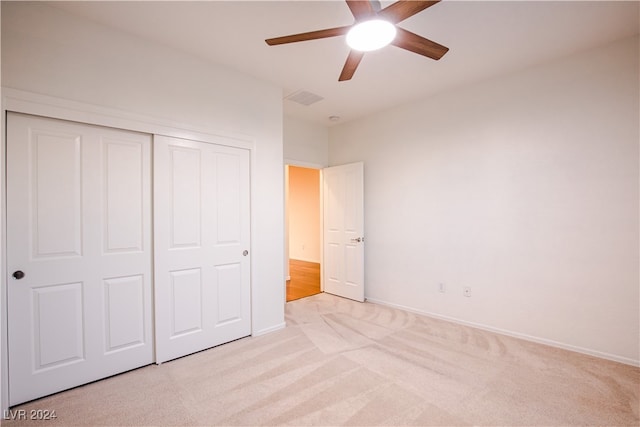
[6,113,153,405]
[154,135,251,363]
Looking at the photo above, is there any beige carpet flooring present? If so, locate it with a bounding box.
[4,293,639,426]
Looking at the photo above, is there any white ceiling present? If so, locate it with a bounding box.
[50,1,639,127]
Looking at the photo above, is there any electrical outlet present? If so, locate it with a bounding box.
[438,283,445,293]
[463,287,471,297]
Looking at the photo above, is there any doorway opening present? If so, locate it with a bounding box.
[285,165,322,301]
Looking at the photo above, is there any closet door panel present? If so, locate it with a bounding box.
[7,113,153,405]
[154,135,251,363]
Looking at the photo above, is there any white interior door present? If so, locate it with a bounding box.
[154,135,251,363]
[6,113,153,405]
[323,162,365,302]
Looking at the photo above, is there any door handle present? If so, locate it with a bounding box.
[350,237,364,243]
[12,270,25,280]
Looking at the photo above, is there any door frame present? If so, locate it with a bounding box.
[0,88,256,412]
[283,160,325,303]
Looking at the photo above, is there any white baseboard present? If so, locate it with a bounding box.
[252,322,286,337]
[365,297,640,368]
[289,258,320,264]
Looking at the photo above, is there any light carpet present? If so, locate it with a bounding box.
[4,293,639,426]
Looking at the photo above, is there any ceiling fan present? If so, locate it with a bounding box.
[265,0,449,81]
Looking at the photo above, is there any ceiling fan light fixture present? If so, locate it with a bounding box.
[346,19,397,52]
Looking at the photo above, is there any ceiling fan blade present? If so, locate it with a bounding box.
[339,50,365,81]
[346,0,375,20]
[266,26,351,46]
[391,27,449,60]
[378,0,440,24]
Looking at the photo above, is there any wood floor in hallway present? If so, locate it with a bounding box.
[286,259,321,301]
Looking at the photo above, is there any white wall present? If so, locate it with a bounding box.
[329,36,640,365]
[1,0,284,353]
[284,115,329,168]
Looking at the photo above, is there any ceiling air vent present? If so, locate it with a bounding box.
[285,90,324,106]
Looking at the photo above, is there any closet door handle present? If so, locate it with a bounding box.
[12,270,25,280]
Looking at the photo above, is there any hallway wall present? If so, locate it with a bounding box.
[288,166,321,263]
